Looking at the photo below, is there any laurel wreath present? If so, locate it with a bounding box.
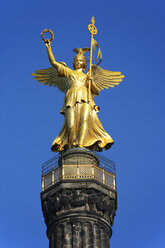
[41,29,54,43]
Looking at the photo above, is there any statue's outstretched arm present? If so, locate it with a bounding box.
[44,40,71,79]
[45,40,60,69]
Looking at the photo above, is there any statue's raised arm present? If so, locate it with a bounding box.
[45,39,58,69]
[32,29,71,93]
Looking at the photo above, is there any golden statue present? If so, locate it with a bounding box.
[33,17,124,152]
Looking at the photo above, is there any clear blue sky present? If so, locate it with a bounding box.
[1,0,165,247]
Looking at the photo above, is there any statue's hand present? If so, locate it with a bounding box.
[87,75,93,81]
[44,39,51,48]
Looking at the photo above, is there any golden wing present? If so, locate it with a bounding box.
[89,65,125,93]
[32,65,70,93]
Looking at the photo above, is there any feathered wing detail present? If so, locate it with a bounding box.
[32,65,70,93]
[88,65,125,94]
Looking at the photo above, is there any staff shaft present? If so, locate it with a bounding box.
[88,32,93,101]
[89,32,93,78]
[88,17,97,101]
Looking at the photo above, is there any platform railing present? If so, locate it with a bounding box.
[42,153,116,192]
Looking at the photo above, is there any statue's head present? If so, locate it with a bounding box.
[73,48,89,71]
[73,54,87,71]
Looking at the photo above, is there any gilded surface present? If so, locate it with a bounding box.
[33,17,124,152]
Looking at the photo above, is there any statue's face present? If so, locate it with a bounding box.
[74,58,85,70]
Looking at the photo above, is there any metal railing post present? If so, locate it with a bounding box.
[113,173,116,190]
[62,159,65,180]
[77,164,79,179]
[42,173,45,191]
[103,165,105,184]
[92,164,94,179]
[52,167,54,185]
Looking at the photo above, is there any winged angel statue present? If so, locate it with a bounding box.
[33,19,124,152]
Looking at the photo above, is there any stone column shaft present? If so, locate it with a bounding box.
[41,149,117,248]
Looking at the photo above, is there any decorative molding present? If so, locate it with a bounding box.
[42,187,116,228]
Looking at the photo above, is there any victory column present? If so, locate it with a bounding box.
[33,17,124,247]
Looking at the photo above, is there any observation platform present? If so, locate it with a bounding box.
[41,148,116,192]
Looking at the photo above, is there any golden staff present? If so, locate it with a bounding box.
[88,17,98,100]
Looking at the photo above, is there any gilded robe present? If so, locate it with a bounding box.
[51,64,114,152]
